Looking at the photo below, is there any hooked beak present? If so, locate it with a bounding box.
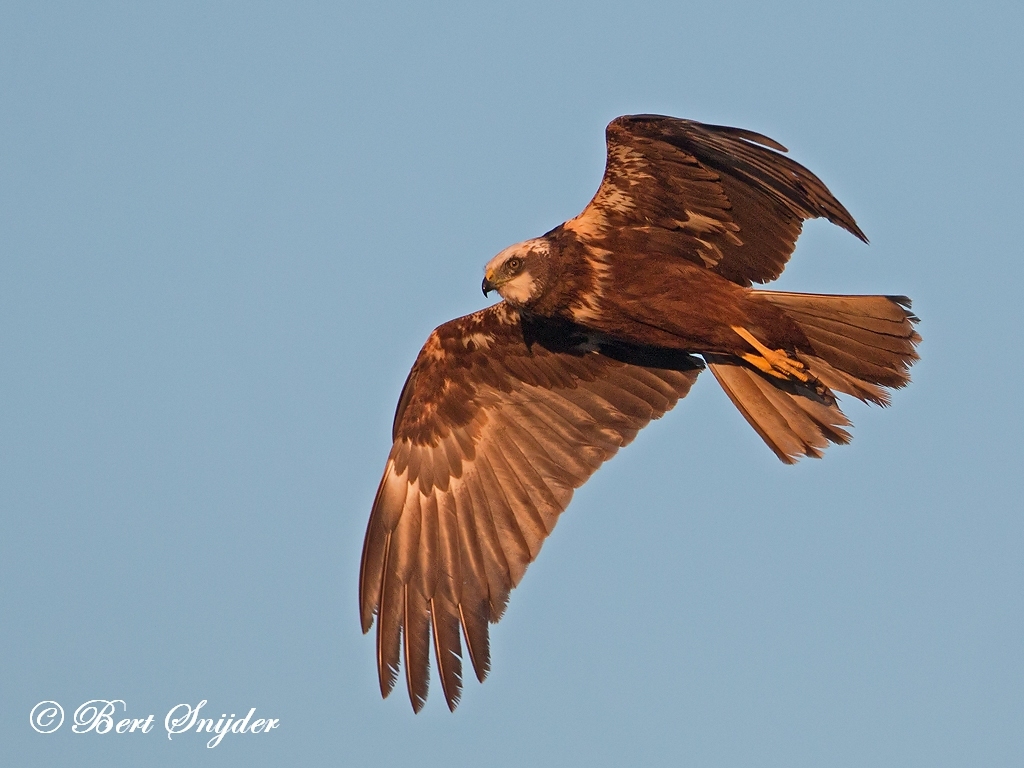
[482,276,496,296]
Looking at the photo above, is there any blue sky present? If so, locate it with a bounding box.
[2,2,1022,766]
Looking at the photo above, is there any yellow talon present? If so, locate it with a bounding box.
[731,325,813,383]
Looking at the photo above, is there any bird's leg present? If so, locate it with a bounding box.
[729,325,837,404]
[730,325,813,383]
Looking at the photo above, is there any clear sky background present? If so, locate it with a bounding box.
[2,2,1022,766]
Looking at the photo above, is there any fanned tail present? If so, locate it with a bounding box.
[708,292,920,463]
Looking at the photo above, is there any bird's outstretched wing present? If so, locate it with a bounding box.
[564,115,866,286]
[358,302,702,711]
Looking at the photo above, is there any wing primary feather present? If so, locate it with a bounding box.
[415,491,440,600]
[403,584,431,713]
[461,471,514,618]
[473,450,532,586]
[375,534,402,698]
[431,593,464,711]
[391,486,422,583]
[459,602,491,683]
[359,460,412,631]
[358,514,388,633]
[435,489,463,605]
[451,479,494,680]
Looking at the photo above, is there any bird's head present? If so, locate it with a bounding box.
[481,239,550,307]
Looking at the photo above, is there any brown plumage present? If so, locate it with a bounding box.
[359,115,920,711]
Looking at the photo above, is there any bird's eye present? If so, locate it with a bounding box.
[506,257,523,272]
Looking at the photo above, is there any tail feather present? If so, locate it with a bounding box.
[793,353,890,406]
[710,292,920,462]
[759,291,920,396]
[708,356,852,464]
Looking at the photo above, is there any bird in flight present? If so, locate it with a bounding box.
[358,115,920,712]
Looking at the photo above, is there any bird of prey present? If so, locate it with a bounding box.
[359,115,920,712]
